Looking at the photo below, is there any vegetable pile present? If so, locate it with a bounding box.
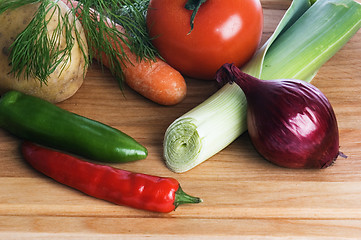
[61,0,187,105]
[0,90,201,212]
[0,0,360,213]
[164,0,361,173]
[0,0,186,105]
[0,0,197,213]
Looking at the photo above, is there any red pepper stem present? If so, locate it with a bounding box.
[174,185,202,209]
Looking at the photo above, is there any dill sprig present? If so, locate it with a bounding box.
[7,0,84,84]
[1,0,157,87]
[77,0,159,86]
[114,0,157,61]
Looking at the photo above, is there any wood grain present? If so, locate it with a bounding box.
[1,0,361,239]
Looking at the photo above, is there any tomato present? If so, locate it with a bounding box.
[146,0,263,80]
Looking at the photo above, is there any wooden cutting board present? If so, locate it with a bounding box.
[1,0,361,239]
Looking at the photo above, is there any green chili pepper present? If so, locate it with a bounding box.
[0,91,147,163]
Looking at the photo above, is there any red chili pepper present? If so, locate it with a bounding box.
[21,142,202,213]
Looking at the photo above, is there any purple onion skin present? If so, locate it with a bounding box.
[216,63,340,169]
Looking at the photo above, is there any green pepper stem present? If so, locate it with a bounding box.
[174,185,202,209]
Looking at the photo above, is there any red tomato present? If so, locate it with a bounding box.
[146,0,263,80]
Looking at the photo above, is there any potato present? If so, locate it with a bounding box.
[0,1,88,103]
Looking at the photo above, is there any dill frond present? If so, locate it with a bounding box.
[114,0,159,61]
[3,0,157,87]
[8,0,89,85]
[77,0,159,87]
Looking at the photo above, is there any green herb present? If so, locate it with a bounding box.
[6,0,80,84]
[114,0,156,61]
[0,0,157,86]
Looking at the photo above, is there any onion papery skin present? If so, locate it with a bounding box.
[216,63,340,169]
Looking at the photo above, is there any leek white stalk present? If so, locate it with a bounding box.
[164,0,361,173]
[164,84,246,172]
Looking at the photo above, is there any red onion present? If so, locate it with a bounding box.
[216,63,340,169]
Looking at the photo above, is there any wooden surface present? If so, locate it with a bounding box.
[1,1,361,239]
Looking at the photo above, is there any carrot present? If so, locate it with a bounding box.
[99,31,187,106]
[61,0,187,105]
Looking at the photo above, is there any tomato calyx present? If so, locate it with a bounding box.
[185,0,207,34]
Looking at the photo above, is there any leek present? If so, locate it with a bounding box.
[163,0,361,173]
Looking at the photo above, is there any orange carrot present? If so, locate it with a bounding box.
[61,0,187,105]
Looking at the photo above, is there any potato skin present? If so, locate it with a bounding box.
[0,1,88,103]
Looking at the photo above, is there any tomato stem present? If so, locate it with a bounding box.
[185,0,207,34]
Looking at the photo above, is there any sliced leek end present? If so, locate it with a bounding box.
[163,118,202,173]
